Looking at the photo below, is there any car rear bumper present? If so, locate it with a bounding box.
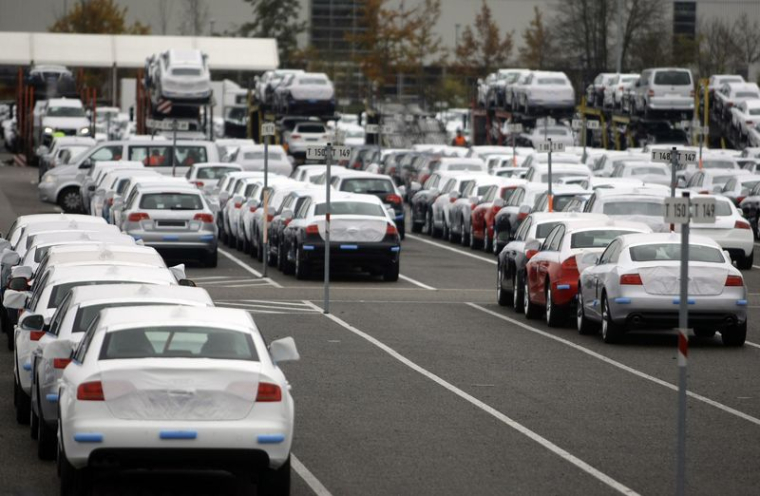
[689,228,753,257]
[647,97,694,111]
[126,230,217,253]
[609,294,747,328]
[300,241,400,270]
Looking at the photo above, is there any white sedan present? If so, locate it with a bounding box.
[57,306,298,495]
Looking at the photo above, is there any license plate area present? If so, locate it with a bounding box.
[157,220,187,228]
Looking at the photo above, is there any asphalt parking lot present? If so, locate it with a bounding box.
[2,161,760,495]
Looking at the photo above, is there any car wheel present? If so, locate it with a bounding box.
[30,401,39,440]
[411,218,422,234]
[497,263,510,306]
[694,328,716,338]
[469,224,481,250]
[545,283,563,327]
[398,224,405,240]
[241,234,249,253]
[258,456,291,496]
[737,250,754,270]
[461,219,469,246]
[512,272,524,313]
[523,278,541,319]
[432,215,442,238]
[202,249,218,268]
[6,322,13,351]
[267,244,277,267]
[722,320,747,347]
[483,230,492,253]
[601,294,624,344]
[57,187,82,213]
[295,246,310,280]
[15,378,30,425]
[255,236,264,262]
[577,289,598,335]
[59,435,92,496]
[37,385,56,460]
[383,261,400,282]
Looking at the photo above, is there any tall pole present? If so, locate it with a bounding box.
[324,143,333,314]
[676,190,690,496]
[670,146,678,198]
[615,0,624,74]
[547,138,553,212]
[172,119,178,177]
[262,134,269,277]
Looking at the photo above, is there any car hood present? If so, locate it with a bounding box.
[43,164,78,178]
[42,117,90,130]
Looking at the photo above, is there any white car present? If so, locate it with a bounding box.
[186,162,243,191]
[20,231,137,275]
[610,161,671,186]
[630,67,695,116]
[577,233,747,346]
[524,163,590,184]
[678,156,741,183]
[586,73,617,108]
[56,306,298,494]
[232,145,292,176]
[514,71,575,116]
[713,82,760,119]
[256,69,305,108]
[275,72,335,116]
[519,126,575,148]
[282,121,330,156]
[583,186,672,232]
[605,74,640,109]
[730,99,760,141]
[37,136,96,178]
[28,284,213,460]
[32,244,171,282]
[685,169,750,195]
[148,49,211,104]
[589,151,648,177]
[36,98,91,147]
[15,221,118,261]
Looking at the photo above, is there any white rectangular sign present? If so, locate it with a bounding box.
[382,125,394,134]
[306,145,352,161]
[261,122,276,137]
[146,119,190,131]
[572,119,582,130]
[664,197,690,224]
[365,124,379,134]
[691,197,716,223]
[507,123,523,133]
[536,141,566,153]
[338,98,351,106]
[651,149,697,165]
[586,120,600,130]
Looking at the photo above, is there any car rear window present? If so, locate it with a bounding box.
[629,244,724,263]
[139,193,203,210]
[750,109,760,116]
[535,222,561,239]
[172,68,201,76]
[538,78,566,85]
[315,201,385,217]
[654,71,691,85]
[340,178,394,194]
[100,326,258,360]
[571,230,638,249]
[541,172,587,182]
[71,302,157,335]
[297,124,326,133]
[243,151,283,161]
[702,160,735,169]
[446,163,485,171]
[603,200,662,216]
[48,280,135,309]
[553,195,579,211]
[197,166,240,179]
[630,167,667,176]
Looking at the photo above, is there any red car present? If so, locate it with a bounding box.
[523,220,651,326]
[469,180,525,251]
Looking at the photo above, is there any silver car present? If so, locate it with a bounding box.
[577,233,747,346]
[121,186,218,267]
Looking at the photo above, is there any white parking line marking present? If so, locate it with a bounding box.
[222,302,319,312]
[406,234,497,265]
[196,278,262,285]
[746,341,760,350]
[233,299,314,306]
[467,303,760,427]
[304,300,640,496]
[292,454,333,496]
[189,276,229,281]
[224,283,280,288]
[399,274,436,290]
[218,248,283,288]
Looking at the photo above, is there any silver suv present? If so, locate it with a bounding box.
[631,68,694,117]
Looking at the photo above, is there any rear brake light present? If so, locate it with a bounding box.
[290,134,301,140]
[53,358,71,369]
[107,198,114,206]
[648,90,655,97]
[620,273,643,285]
[77,381,105,401]
[256,382,282,402]
[193,181,204,188]
[127,212,149,222]
[561,256,577,270]
[736,196,746,204]
[305,224,319,235]
[267,214,274,222]
[385,194,402,204]
[450,197,458,204]
[735,220,751,229]
[517,211,528,221]
[690,89,695,98]
[234,202,242,209]
[194,213,214,223]
[249,206,258,213]
[284,218,292,227]
[386,223,398,235]
[525,249,538,259]
[727,102,734,107]
[699,190,710,194]
[725,275,744,286]
[619,86,624,91]
[30,331,45,341]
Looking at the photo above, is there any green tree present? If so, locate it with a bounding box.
[240,0,307,66]
[49,0,149,34]
[519,6,551,69]
[454,0,514,78]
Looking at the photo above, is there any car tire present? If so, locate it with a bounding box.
[461,220,470,246]
[512,271,524,313]
[411,220,422,234]
[483,230,492,253]
[523,278,541,319]
[241,234,249,253]
[30,402,39,440]
[57,187,82,213]
[281,242,295,276]
[258,456,291,496]
[469,224,481,250]
[577,290,598,335]
[60,437,92,496]
[398,223,405,240]
[424,210,433,236]
[497,263,510,306]
[722,321,747,347]
[15,378,30,425]
[383,262,400,282]
[601,294,624,344]
[37,386,56,460]
[737,250,754,270]
[694,328,716,338]
[545,283,563,327]
[204,250,218,268]
[295,246,310,280]
[6,321,13,351]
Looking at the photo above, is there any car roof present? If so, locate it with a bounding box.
[97,305,255,332]
[30,231,133,248]
[44,265,176,284]
[593,186,673,198]
[618,232,719,248]
[25,222,119,236]
[46,98,82,107]
[67,284,212,307]
[439,157,486,165]
[13,214,105,229]
[47,244,159,258]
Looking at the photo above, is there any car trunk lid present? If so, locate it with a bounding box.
[637,263,728,296]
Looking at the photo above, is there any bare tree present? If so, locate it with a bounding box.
[178,0,208,36]
[697,18,737,75]
[733,16,760,75]
[157,0,173,35]
[618,0,667,71]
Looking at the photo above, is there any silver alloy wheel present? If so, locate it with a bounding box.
[601,297,609,339]
[469,224,475,248]
[61,191,81,211]
[513,274,519,308]
[545,286,553,325]
[524,279,530,315]
[576,292,584,332]
[496,265,502,300]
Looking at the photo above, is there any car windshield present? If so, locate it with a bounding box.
[553,195,579,211]
[100,326,258,360]
[297,124,326,133]
[654,71,691,85]
[538,78,566,85]
[603,200,662,216]
[535,222,561,239]
[629,243,724,263]
[736,92,759,99]
[139,193,203,210]
[347,130,365,138]
[720,77,743,85]
[340,178,394,194]
[314,201,385,217]
[47,106,85,117]
[197,167,240,179]
[71,302,158,335]
[49,280,135,309]
[571,230,639,248]
[243,151,283,161]
[630,167,667,176]
[34,246,52,263]
[749,109,760,116]
[445,163,484,171]
[172,68,201,76]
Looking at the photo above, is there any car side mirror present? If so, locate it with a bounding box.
[247,199,261,210]
[42,339,74,363]
[493,198,506,208]
[112,197,124,210]
[11,265,32,280]
[1,250,20,266]
[87,184,97,192]
[19,313,44,331]
[280,209,294,222]
[2,289,29,310]
[677,177,686,188]
[81,158,93,169]
[169,264,186,281]
[411,181,422,191]
[525,239,541,260]
[178,278,196,287]
[8,276,30,291]
[269,337,300,364]
[723,250,732,264]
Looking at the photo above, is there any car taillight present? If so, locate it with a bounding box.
[725,275,744,287]
[77,381,105,401]
[690,89,695,98]
[648,90,655,97]
[525,249,538,259]
[290,134,301,140]
[234,202,242,209]
[748,121,755,126]
[735,220,751,229]
[352,162,361,170]
[699,190,710,194]
[517,211,528,221]
[727,102,734,107]
[107,198,114,206]
[194,181,204,188]
[386,223,398,235]
[451,196,458,204]
[284,218,292,227]
[560,256,577,270]
[388,167,397,175]
[385,194,402,204]
[256,382,282,402]
[305,224,320,235]
[736,196,746,204]
[249,206,258,213]
[127,212,149,222]
[471,203,478,210]
[420,174,430,184]
[267,214,274,222]
[53,358,71,369]
[619,85,624,91]
[30,331,45,341]
[194,213,214,223]
[620,273,643,285]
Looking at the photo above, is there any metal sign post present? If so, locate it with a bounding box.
[547,138,553,212]
[508,123,523,166]
[172,119,178,177]
[651,147,697,198]
[324,143,333,314]
[261,122,275,277]
[537,139,565,211]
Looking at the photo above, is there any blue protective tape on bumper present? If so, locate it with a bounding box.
[395,214,404,220]
[257,434,285,444]
[303,245,315,251]
[614,297,631,304]
[556,284,571,290]
[737,299,748,306]
[340,245,358,250]
[132,236,142,241]
[199,234,215,241]
[672,298,695,305]
[163,235,180,241]
[74,433,103,443]
[46,394,58,403]
[592,299,598,307]
[390,246,400,252]
[160,430,197,440]
[22,363,31,371]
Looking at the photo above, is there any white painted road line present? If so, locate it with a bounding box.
[196,278,263,285]
[304,300,640,496]
[467,303,760,428]
[746,341,760,350]
[406,234,497,265]
[218,248,283,288]
[292,454,333,496]
[399,274,437,290]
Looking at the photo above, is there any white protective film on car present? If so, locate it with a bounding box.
[318,218,388,242]
[638,266,728,295]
